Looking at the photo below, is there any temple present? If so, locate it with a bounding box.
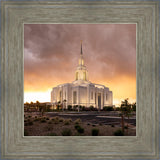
[51,42,113,109]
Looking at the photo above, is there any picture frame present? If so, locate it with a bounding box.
[1,0,159,159]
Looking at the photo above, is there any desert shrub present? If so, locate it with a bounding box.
[28,121,33,125]
[89,106,94,111]
[64,121,70,125]
[67,105,72,111]
[54,120,59,124]
[24,130,28,136]
[54,116,59,120]
[46,117,50,120]
[124,126,128,129]
[59,118,64,122]
[34,118,39,121]
[24,120,27,122]
[41,119,46,123]
[48,121,52,124]
[114,129,124,136]
[75,124,80,130]
[28,115,31,118]
[99,123,102,126]
[68,118,72,122]
[92,128,99,136]
[77,127,84,134]
[74,118,81,124]
[92,124,96,127]
[111,124,115,127]
[35,116,37,118]
[61,129,72,136]
[103,106,114,111]
[87,123,90,125]
[24,115,25,117]
[48,133,57,136]
[74,124,84,133]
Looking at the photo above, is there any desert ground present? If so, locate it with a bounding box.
[24,111,136,136]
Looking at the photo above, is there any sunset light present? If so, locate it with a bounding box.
[24,24,136,106]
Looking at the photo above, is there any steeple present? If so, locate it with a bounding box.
[79,41,84,66]
[75,42,89,82]
[81,41,83,55]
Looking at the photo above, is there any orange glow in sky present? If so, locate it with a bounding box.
[24,24,136,106]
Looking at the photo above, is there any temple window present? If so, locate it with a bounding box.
[76,72,78,80]
[83,72,86,80]
[91,91,93,99]
[73,91,77,104]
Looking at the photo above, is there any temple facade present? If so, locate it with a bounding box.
[51,43,113,110]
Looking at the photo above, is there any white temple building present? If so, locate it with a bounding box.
[51,43,113,110]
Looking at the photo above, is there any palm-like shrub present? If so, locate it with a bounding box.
[92,128,99,136]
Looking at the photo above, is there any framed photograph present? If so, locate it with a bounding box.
[24,23,136,137]
[1,0,159,159]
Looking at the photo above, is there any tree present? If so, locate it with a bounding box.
[120,98,132,134]
[57,101,61,110]
[63,99,67,111]
[132,102,136,112]
[36,101,40,111]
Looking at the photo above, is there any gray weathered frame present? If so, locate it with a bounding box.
[1,0,159,159]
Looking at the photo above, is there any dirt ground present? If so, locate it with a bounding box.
[24,112,136,136]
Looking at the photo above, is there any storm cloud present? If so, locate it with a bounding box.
[24,24,136,104]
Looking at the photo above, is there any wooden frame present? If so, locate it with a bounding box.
[1,0,159,159]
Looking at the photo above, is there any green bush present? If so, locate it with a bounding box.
[92,128,99,136]
[111,124,115,127]
[114,129,124,136]
[48,133,57,136]
[61,129,72,136]
[74,124,84,134]
[75,124,80,130]
[28,115,31,118]
[41,119,46,123]
[24,130,28,136]
[77,127,84,134]
[46,117,50,120]
[124,126,128,129]
[103,106,114,111]
[67,105,72,110]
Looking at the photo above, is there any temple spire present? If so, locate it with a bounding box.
[81,40,83,55]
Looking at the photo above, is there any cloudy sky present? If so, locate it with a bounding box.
[24,24,136,106]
